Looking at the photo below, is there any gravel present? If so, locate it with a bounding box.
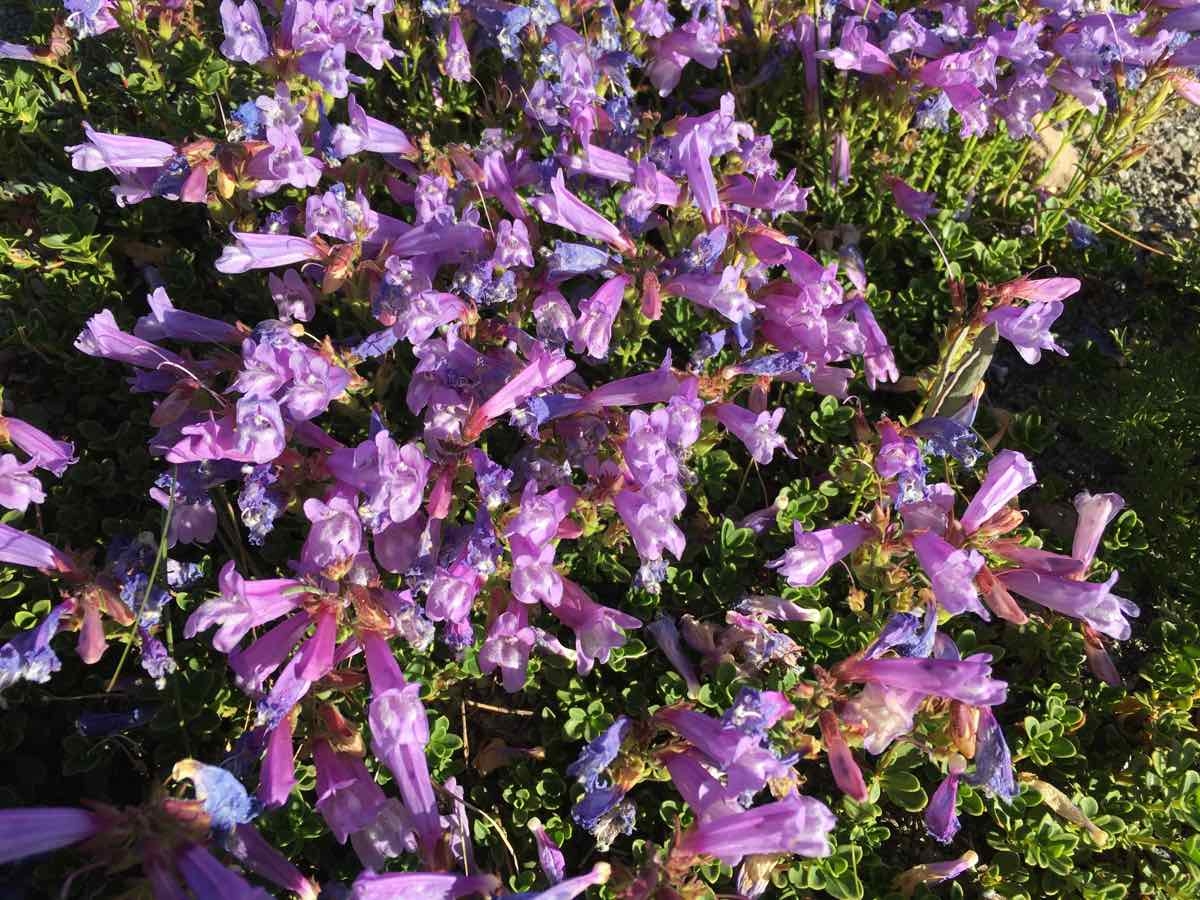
[1114,105,1200,238]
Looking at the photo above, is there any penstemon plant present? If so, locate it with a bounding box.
[0,0,1196,897]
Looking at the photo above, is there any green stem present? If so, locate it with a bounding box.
[949,135,978,183]
[106,479,174,693]
[52,65,89,110]
[166,616,192,756]
[962,137,1002,198]
[997,140,1034,208]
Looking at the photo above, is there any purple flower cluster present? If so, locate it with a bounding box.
[0,0,1159,892]
[814,0,1200,137]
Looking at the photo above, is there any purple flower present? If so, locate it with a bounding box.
[219,0,270,64]
[425,562,481,626]
[301,494,363,572]
[68,123,174,172]
[912,417,979,466]
[673,792,836,866]
[135,287,241,344]
[0,523,74,573]
[1071,491,1124,574]
[567,717,631,789]
[885,176,938,221]
[896,851,979,896]
[494,219,535,268]
[819,18,897,76]
[480,604,535,692]
[225,824,321,900]
[664,751,741,822]
[367,676,443,864]
[999,276,1081,305]
[841,682,924,755]
[656,706,793,797]
[511,543,563,608]
[911,532,989,620]
[570,274,629,360]
[352,872,501,899]
[349,798,417,871]
[998,569,1138,640]
[876,421,926,502]
[678,127,722,227]
[75,309,186,371]
[924,756,965,843]
[1,417,76,477]
[525,863,612,898]
[613,489,685,562]
[667,264,757,324]
[0,807,102,865]
[985,302,1068,364]
[248,125,325,190]
[528,817,566,884]
[550,579,641,675]
[967,707,1017,801]
[0,42,36,61]
[215,232,324,274]
[466,350,576,439]
[768,522,872,587]
[446,16,472,82]
[532,171,635,254]
[235,398,287,464]
[256,654,314,731]
[848,298,899,388]
[175,843,273,898]
[647,617,702,699]
[0,454,45,512]
[819,710,868,803]
[714,404,788,465]
[960,450,1036,534]
[646,21,723,95]
[313,741,387,844]
[185,561,303,652]
[0,604,65,693]
[571,784,634,847]
[715,168,811,216]
[333,95,419,160]
[737,595,821,623]
[269,270,316,322]
[632,0,673,37]
[299,44,352,98]
[836,655,1008,706]
[259,717,297,808]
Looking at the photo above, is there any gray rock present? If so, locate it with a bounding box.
[1109,104,1200,238]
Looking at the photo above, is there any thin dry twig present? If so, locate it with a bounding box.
[433,781,520,874]
[464,700,535,716]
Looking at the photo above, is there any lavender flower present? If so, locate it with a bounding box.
[768,522,872,587]
[219,0,270,64]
